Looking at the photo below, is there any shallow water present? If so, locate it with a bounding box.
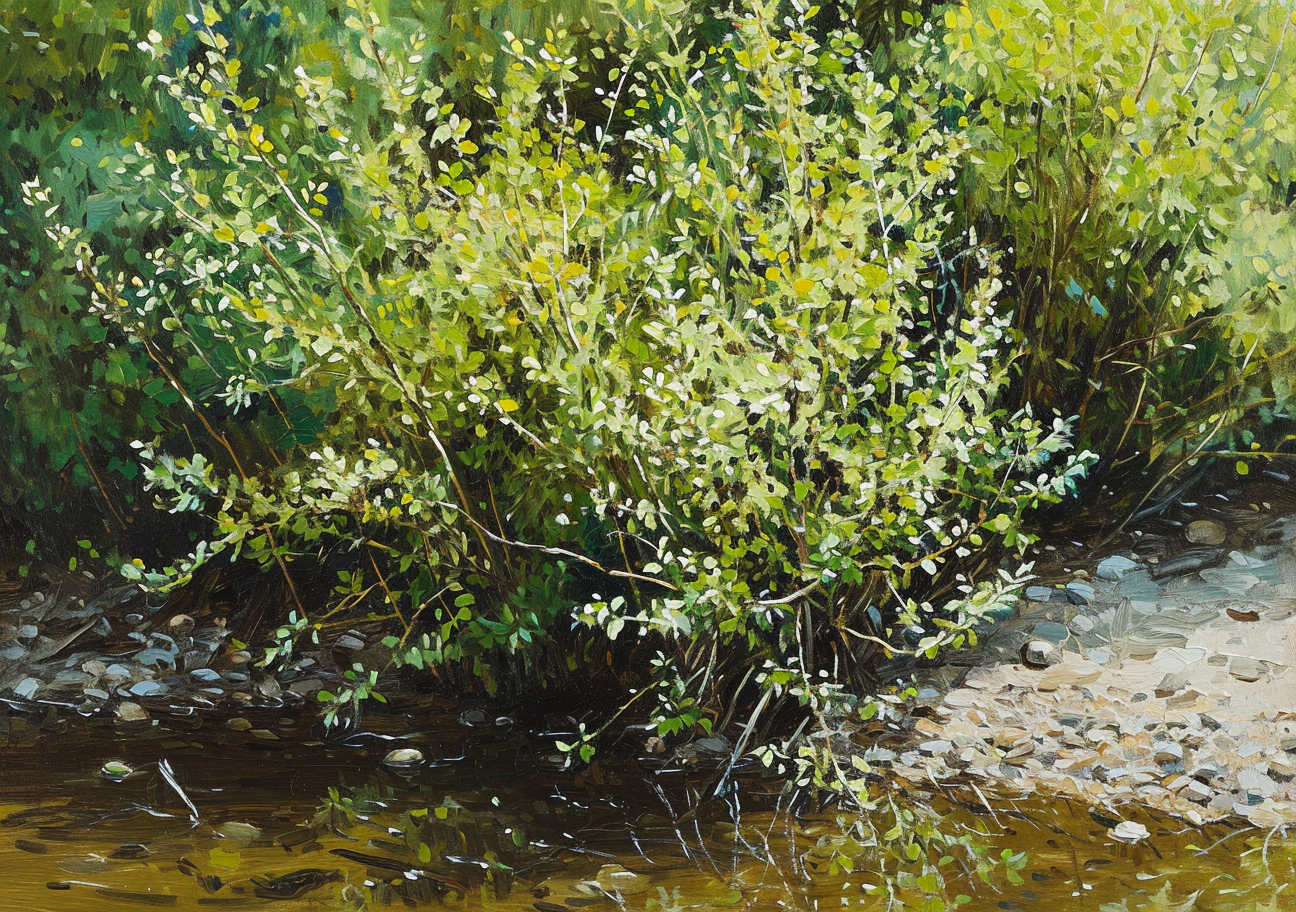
[0,703,1292,911]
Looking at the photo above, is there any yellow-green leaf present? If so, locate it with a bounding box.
[1120,95,1137,118]
[459,140,479,155]
[498,399,519,413]
[792,278,815,296]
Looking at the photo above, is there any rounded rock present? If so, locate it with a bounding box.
[1109,820,1150,844]
[1020,640,1055,669]
[381,748,424,769]
[1185,520,1226,546]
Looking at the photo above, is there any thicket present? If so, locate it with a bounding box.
[4,0,1296,903]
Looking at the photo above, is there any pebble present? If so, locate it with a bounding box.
[1228,656,1272,683]
[335,634,366,652]
[594,864,647,896]
[1153,743,1184,765]
[1238,768,1275,799]
[1020,640,1055,669]
[1150,547,1225,580]
[382,748,424,769]
[1109,821,1150,844]
[1185,520,1227,546]
[114,701,148,722]
[217,822,261,846]
[1097,556,1141,581]
[1069,615,1096,634]
[1191,763,1222,783]
[1065,582,1095,605]
[128,680,167,699]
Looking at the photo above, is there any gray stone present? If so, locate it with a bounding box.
[1109,821,1150,843]
[1238,767,1276,798]
[1097,556,1141,581]
[128,680,167,698]
[1065,582,1096,605]
[1020,640,1055,668]
[288,678,323,695]
[335,634,366,651]
[1032,621,1070,644]
[1150,547,1226,580]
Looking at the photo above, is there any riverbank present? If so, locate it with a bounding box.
[0,561,358,723]
[889,470,1296,833]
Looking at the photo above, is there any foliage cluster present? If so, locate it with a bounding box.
[930,0,1296,480]
[49,0,1086,729]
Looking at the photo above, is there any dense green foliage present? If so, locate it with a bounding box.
[933,0,1296,472]
[10,0,1296,906]
[50,0,1085,724]
[6,3,1296,898]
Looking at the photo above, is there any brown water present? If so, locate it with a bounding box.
[0,703,1292,911]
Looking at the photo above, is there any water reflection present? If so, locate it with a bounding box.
[0,703,1291,910]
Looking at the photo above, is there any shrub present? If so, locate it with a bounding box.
[932,0,1296,477]
[55,0,1093,741]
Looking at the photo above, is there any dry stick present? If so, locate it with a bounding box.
[134,335,307,619]
[485,476,517,581]
[430,499,673,590]
[366,548,407,633]
[1115,337,1260,531]
[157,758,200,827]
[70,412,127,529]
